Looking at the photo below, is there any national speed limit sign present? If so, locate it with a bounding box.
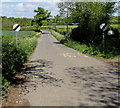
[13,24,21,31]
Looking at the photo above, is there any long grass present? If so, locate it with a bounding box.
[51,29,119,58]
[1,31,41,96]
[51,29,89,52]
[2,31,36,37]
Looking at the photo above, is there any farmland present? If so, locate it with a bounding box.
[2,30,36,37]
[110,24,120,32]
[41,25,78,36]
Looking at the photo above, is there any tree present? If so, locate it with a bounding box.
[32,7,51,32]
[57,2,116,44]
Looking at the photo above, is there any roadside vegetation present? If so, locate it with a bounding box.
[48,2,119,59]
[1,6,51,99]
[1,2,119,99]
[1,31,41,97]
[42,25,77,36]
[50,29,119,59]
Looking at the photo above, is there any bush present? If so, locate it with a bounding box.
[51,29,120,59]
[21,26,34,31]
[2,32,41,95]
[2,41,27,80]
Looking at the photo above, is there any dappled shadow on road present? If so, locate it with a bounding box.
[17,59,63,95]
[41,30,50,34]
[65,66,119,106]
[53,42,61,44]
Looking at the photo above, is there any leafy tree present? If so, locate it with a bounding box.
[1,16,32,30]
[57,2,116,44]
[32,7,51,32]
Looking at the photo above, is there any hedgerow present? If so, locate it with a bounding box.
[1,32,41,96]
[50,29,120,59]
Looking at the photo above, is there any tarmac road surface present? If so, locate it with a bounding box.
[21,31,119,106]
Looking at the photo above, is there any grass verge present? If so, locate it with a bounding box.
[50,29,119,59]
[1,32,41,97]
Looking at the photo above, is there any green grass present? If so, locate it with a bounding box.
[110,24,120,32]
[2,31,41,96]
[50,30,65,41]
[51,29,89,52]
[42,25,78,35]
[1,31,36,37]
[51,29,119,59]
[42,25,78,28]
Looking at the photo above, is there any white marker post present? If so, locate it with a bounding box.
[13,24,21,45]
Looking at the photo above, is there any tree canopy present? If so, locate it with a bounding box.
[32,7,52,31]
[57,2,117,44]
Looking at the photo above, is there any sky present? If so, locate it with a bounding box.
[0,2,60,18]
[0,0,119,18]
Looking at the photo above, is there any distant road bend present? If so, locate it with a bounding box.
[21,31,119,106]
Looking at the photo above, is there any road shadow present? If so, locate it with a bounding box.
[53,42,61,44]
[12,59,52,84]
[41,30,50,34]
[15,59,63,95]
[65,66,119,106]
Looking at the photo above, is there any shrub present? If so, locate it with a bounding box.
[51,29,119,58]
[2,32,41,95]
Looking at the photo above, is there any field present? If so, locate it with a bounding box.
[110,24,119,27]
[42,25,78,36]
[2,30,36,37]
[42,25,78,28]
[110,24,120,32]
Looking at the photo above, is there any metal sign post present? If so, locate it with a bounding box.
[100,23,108,53]
[15,31,18,45]
[102,32,105,49]
[100,23,114,54]
[65,8,68,37]
[13,24,21,45]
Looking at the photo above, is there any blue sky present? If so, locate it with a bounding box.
[0,0,119,18]
[0,2,60,18]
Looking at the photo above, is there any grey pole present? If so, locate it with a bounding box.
[103,32,105,49]
[102,31,105,54]
[66,10,68,37]
[16,31,17,45]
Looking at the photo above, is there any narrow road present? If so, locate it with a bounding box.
[21,31,119,106]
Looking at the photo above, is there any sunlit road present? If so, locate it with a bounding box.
[22,31,119,106]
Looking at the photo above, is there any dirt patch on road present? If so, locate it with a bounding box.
[1,56,119,107]
[1,59,62,107]
[93,56,120,67]
[2,84,30,107]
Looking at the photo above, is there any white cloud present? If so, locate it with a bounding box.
[0,5,1,12]
[1,0,61,2]
[1,0,119,2]
[18,3,24,6]
[1,2,59,18]
[1,0,13,2]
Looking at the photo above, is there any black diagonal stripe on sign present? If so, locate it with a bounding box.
[14,24,20,31]
[102,24,107,31]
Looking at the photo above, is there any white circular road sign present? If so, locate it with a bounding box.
[100,23,106,30]
[13,24,21,31]
[100,23,108,31]
[107,30,114,35]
